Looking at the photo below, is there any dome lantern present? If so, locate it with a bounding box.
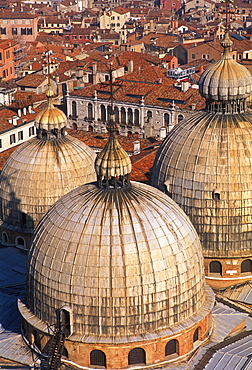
[199,31,252,114]
[95,107,132,189]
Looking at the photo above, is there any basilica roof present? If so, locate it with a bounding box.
[26,107,210,342]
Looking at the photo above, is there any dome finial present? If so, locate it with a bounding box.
[34,50,68,139]
[199,0,252,114]
[95,67,132,189]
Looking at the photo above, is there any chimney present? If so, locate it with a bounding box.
[93,62,97,84]
[133,140,140,155]
[128,60,133,73]
[158,78,162,84]
[181,81,189,92]
[199,65,204,74]
[160,127,167,139]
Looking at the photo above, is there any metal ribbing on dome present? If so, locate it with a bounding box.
[0,136,96,231]
[95,131,132,179]
[152,110,252,258]
[27,181,208,341]
[199,33,252,103]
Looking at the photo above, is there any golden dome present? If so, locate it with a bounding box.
[199,33,252,103]
[152,110,252,258]
[95,125,132,179]
[34,85,67,131]
[0,136,96,233]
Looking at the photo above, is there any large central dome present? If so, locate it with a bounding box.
[27,181,206,339]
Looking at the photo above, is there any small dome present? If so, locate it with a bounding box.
[199,33,252,102]
[35,85,67,131]
[95,128,132,178]
[27,181,207,340]
[0,135,96,232]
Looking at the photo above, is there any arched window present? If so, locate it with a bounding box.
[193,327,200,342]
[177,114,184,123]
[241,259,252,273]
[165,339,179,357]
[88,125,93,132]
[147,110,152,119]
[164,113,169,126]
[59,308,71,337]
[16,237,25,248]
[90,350,106,368]
[134,109,139,125]
[210,261,222,276]
[101,105,106,122]
[121,107,126,124]
[128,108,133,124]
[107,105,112,121]
[128,348,146,366]
[72,101,77,117]
[72,123,77,130]
[88,103,93,119]
[2,232,8,244]
[114,106,119,122]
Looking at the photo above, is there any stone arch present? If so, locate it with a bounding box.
[101,105,106,122]
[121,107,126,124]
[164,112,170,126]
[72,101,77,117]
[134,109,139,125]
[177,114,184,123]
[114,106,119,122]
[241,259,252,274]
[88,103,93,119]
[128,348,146,366]
[209,261,222,276]
[128,108,133,124]
[90,350,106,368]
[16,237,26,249]
[2,232,8,244]
[165,339,179,357]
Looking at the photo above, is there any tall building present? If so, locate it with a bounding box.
[19,109,214,368]
[0,84,96,250]
[152,31,252,289]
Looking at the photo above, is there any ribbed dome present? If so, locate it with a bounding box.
[199,33,252,102]
[27,181,207,341]
[0,135,96,232]
[35,85,67,131]
[152,110,252,258]
[95,131,132,178]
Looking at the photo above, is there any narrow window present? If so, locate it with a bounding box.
[193,327,200,342]
[10,134,16,144]
[18,131,23,141]
[29,126,35,136]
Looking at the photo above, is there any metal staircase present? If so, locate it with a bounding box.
[46,328,66,370]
